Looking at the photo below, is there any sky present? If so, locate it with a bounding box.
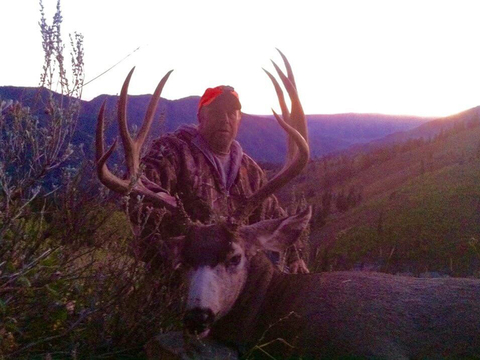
[2,0,480,117]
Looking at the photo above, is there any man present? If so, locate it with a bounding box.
[133,85,309,273]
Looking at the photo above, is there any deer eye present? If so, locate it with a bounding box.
[227,254,242,267]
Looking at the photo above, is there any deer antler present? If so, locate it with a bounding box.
[233,50,310,221]
[96,68,177,211]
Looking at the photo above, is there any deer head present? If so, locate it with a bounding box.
[179,207,312,337]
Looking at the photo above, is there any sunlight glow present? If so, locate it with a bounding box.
[2,0,480,117]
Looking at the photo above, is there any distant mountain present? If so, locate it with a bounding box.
[350,106,480,153]
[306,113,429,158]
[1,86,431,163]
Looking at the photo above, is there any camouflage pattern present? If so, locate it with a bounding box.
[131,125,304,269]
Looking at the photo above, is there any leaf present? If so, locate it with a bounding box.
[53,308,68,322]
[46,284,59,297]
[0,298,6,314]
[17,276,31,288]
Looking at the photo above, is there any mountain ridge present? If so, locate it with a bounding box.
[0,85,439,163]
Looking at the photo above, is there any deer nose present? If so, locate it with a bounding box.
[183,307,215,335]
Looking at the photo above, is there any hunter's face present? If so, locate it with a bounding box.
[198,99,241,154]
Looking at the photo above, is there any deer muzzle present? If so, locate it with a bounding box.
[183,307,215,337]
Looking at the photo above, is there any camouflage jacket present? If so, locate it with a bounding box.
[132,125,304,269]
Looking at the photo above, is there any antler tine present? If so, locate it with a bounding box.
[96,100,127,193]
[265,65,298,163]
[276,48,296,88]
[136,70,174,148]
[119,68,174,177]
[233,51,309,222]
[234,110,309,220]
[263,68,291,130]
[271,60,307,140]
[118,67,137,175]
[271,58,308,163]
[96,69,178,211]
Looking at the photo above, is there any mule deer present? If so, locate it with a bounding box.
[96,53,480,359]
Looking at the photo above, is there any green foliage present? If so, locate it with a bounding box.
[0,2,184,358]
[309,123,480,276]
[0,104,185,358]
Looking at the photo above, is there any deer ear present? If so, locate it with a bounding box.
[239,207,311,255]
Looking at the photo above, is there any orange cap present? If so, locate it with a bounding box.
[198,86,240,112]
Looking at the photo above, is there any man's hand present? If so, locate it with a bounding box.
[289,259,310,274]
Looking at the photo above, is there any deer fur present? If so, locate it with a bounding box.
[176,208,480,359]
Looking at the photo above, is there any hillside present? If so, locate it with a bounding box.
[351,106,480,151]
[285,110,480,276]
[0,86,430,163]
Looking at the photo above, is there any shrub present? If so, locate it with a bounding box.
[1,2,185,358]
